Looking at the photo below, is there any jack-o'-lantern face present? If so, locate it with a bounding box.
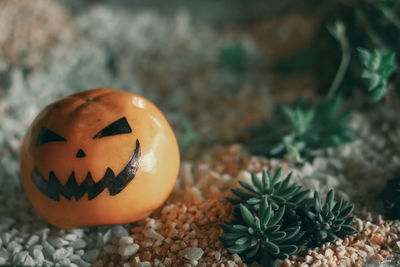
[20,89,180,229]
[32,117,141,201]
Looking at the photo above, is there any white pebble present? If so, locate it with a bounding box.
[15,251,29,265]
[71,239,87,249]
[102,229,112,244]
[1,233,11,244]
[32,248,44,261]
[179,247,204,261]
[48,237,69,248]
[7,241,20,252]
[26,235,40,247]
[119,236,134,246]
[23,254,36,266]
[118,244,139,257]
[58,258,71,266]
[53,248,70,261]
[64,234,77,242]
[71,257,91,267]
[135,262,152,267]
[42,241,55,257]
[112,225,129,237]
[143,229,165,241]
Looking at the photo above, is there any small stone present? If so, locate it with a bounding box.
[232,254,242,263]
[118,244,140,257]
[71,239,87,249]
[26,235,40,247]
[16,251,29,265]
[71,257,91,267]
[58,258,71,266]
[0,249,10,262]
[119,236,134,246]
[214,251,221,261]
[24,254,36,266]
[69,229,84,238]
[48,237,69,248]
[53,248,71,261]
[64,234,77,241]
[7,241,20,252]
[144,229,165,241]
[179,247,204,261]
[102,229,112,244]
[75,250,85,256]
[82,249,99,263]
[1,232,11,244]
[42,241,55,258]
[135,262,152,267]
[112,225,129,237]
[32,248,44,261]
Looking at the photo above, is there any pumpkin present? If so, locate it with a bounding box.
[20,88,180,229]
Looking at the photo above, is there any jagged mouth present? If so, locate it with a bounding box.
[30,139,141,201]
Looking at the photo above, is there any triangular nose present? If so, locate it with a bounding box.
[76,149,86,158]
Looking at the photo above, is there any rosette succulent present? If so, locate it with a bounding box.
[300,189,357,247]
[227,168,309,211]
[220,200,306,266]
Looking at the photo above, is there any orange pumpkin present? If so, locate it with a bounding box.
[20,88,180,229]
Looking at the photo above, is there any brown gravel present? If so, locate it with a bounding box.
[94,144,400,266]
[284,214,400,267]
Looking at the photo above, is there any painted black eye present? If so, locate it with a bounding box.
[36,127,66,146]
[94,117,132,139]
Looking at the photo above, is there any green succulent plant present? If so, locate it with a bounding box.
[358,47,397,102]
[300,189,357,247]
[244,95,354,157]
[381,176,400,220]
[227,168,309,211]
[220,201,306,266]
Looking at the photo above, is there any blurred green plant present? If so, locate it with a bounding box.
[358,47,397,102]
[244,95,354,157]
[314,0,398,98]
[178,121,201,152]
[219,43,245,73]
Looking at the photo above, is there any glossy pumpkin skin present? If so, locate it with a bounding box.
[20,88,180,229]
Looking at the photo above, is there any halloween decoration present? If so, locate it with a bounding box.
[20,88,180,229]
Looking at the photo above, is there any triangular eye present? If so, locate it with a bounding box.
[94,117,132,139]
[36,127,66,146]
